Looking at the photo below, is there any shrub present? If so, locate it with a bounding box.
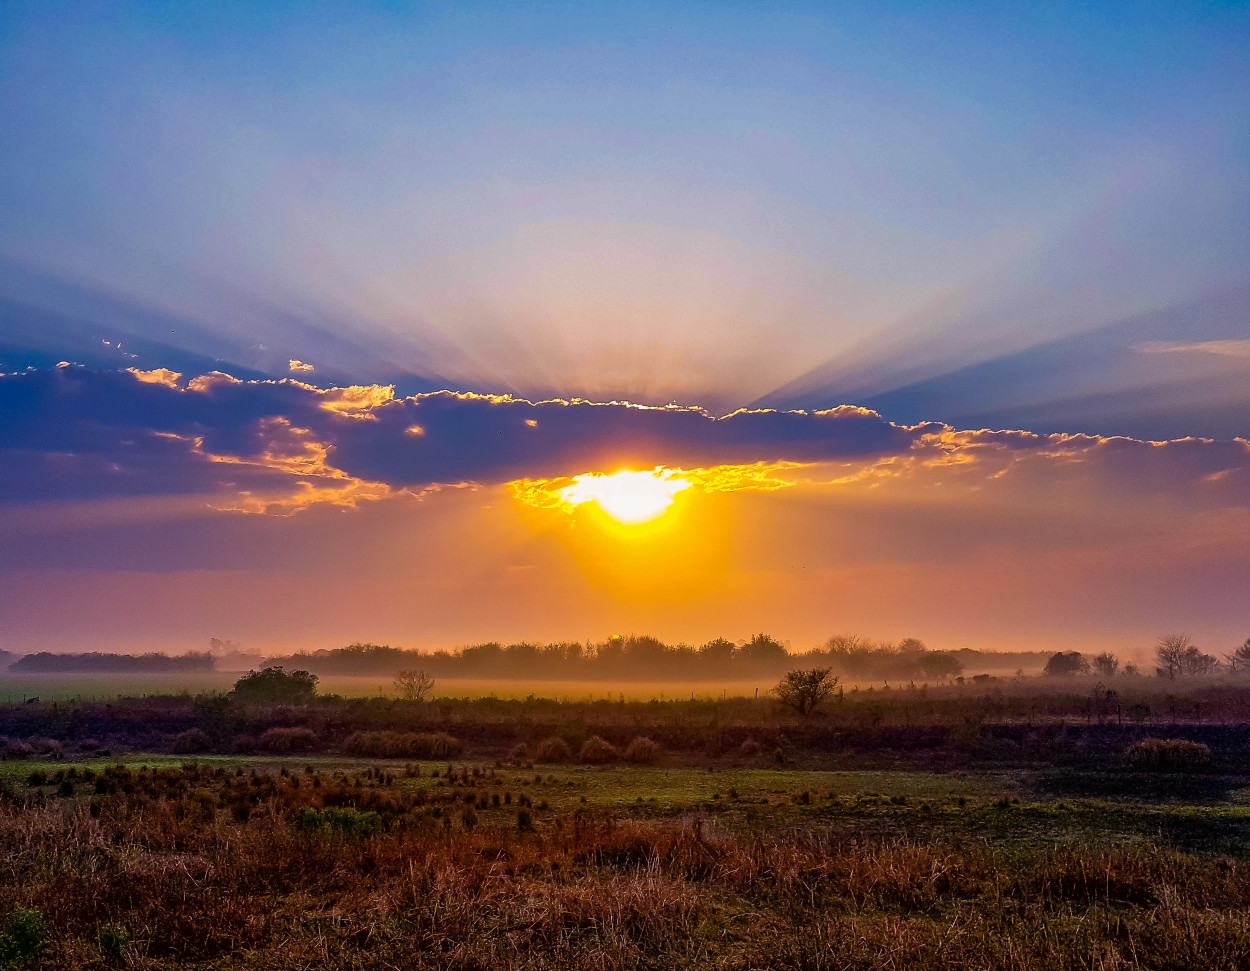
[171,728,212,754]
[623,736,662,764]
[1128,738,1211,770]
[294,806,381,837]
[739,738,763,757]
[0,907,45,964]
[774,668,839,715]
[30,739,61,759]
[578,736,619,764]
[0,739,34,761]
[509,742,531,763]
[231,666,318,704]
[534,736,572,763]
[343,731,461,759]
[231,734,259,753]
[98,923,129,964]
[259,727,318,753]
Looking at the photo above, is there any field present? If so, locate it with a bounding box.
[1,680,1250,968]
[1,754,1249,968]
[0,673,784,703]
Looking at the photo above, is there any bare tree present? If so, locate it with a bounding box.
[1228,638,1250,674]
[1156,634,1192,679]
[393,669,435,701]
[1092,652,1120,677]
[774,668,839,715]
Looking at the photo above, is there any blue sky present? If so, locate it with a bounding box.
[2,1,1246,429]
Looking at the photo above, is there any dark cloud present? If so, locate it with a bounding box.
[1,365,1247,513]
[0,366,941,506]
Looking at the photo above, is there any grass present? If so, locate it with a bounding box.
[5,681,1250,968]
[2,754,1250,968]
[0,673,779,702]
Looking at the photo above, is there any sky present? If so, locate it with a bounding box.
[0,2,1247,658]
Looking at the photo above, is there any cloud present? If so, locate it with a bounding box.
[1136,340,1250,361]
[0,365,1247,519]
[511,462,799,513]
[288,359,316,373]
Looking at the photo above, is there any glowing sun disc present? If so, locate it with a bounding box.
[558,469,691,524]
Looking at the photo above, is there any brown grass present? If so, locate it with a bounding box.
[0,764,1248,967]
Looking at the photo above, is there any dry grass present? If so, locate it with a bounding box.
[0,763,1247,968]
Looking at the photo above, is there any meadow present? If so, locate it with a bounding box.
[1,750,1249,969]
[0,673,780,704]
[0,672,1247,967]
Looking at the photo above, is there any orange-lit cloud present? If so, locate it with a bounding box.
[126,367,182,388]
[511,462,799,521]
[2,365,1248,532]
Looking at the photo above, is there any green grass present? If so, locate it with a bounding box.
[15,752,1250,857]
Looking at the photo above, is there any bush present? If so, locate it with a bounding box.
[171,728,212,754]
[342,731,461,759]
[294,806,381,837]
[739,738,763,757]
[623,736,662,764]
[259,727,318,753]
[1128,738,1211,770]
[0,907,45,964]
[231,666,318,704]
[578,736,619,764]
[98,923,129,964]
[231,734,259,753]
[0,739,34,761]
[30,739,61,760]
[534,736,572,763]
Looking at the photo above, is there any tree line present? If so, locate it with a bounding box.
[1042,635,1250,679]
[6,651,217,673]
[264,634,1007,682]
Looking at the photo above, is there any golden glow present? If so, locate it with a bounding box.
[510,462,800,526]
[558,469,692,524]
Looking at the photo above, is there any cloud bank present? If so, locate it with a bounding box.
[1,366,1246,521]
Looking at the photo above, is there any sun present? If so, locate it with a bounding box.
[557,468,692,524]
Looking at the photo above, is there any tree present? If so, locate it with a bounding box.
[698,637,737,664]
[824,634,866,657]
[1156,634,1192,679]
[1043,651,1089,677]
[774,668,839,715]
[1228,638,1250,674]
[231,666,318,704]
[1180,645,1220,676]
[917,651,962,680]
[393,669,434,701]
[1092,652,1120,677]
[741,633,788,663]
